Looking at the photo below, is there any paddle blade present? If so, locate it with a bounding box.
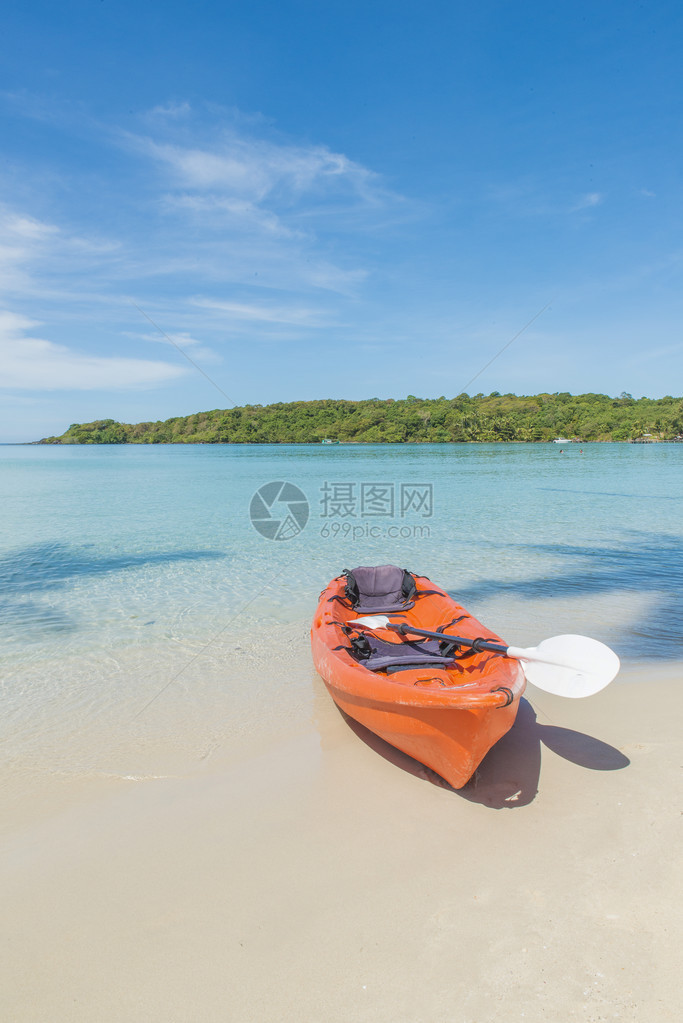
[353,615,392,629]
[508,635,620,698]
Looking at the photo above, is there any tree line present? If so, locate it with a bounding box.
[38,392,683,444]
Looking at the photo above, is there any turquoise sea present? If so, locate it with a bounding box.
[1,442,682,785]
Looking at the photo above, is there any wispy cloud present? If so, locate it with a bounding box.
[190,297,333,327]
[0,209,59,242]
[624,340,683,366]
[0,311,186,390]
[120,116,393,257]
[572,191,603,211]
[124,327,223,365]
[0,201,121,301]
[0,205,59,291]
[134,131,380,204]
[486,181,606,219]
[0,100,407,409]
[147,101,192,120]
[163,193,299,237]
[132,330,203,347]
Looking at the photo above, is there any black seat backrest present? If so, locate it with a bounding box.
[343,565,417,613]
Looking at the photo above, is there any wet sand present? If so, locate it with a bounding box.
[1,663,681,1022]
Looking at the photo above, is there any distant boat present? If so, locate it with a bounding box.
[552,437,572,444]
[321,438,340,445]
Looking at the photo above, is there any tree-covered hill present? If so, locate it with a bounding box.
[38,393,683,444]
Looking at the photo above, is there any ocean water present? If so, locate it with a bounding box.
[1,442,682,784]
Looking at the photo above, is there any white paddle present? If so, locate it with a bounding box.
[352,616,620,698]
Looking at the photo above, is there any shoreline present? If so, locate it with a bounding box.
[2,662,681,1021]
[28,438,683,446]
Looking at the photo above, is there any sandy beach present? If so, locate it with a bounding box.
[1,655,680,1023]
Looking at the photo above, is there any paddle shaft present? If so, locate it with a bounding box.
[391,622,508,655]
[352,617,621,695]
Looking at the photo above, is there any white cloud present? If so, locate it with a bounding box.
[139,133,377,205]
[304,262,368,294]
[0,104,399,408]
[125,327,222,364]
[120,118,391,259]
[625,340,683,365]
[131,330,203,346]
[572,192,603,211]
[190,297,331,327]
[486,182,608,220]
[0,310,186,390]
[1,108,389,319]
[0,206,59,289]
[0,202,122,303]
[163,192,298,237]
[0,210,59,241]
[148,101,192,120]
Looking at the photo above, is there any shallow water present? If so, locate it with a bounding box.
[1,442,682,781]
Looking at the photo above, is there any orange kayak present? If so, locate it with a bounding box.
[311,568,526,789]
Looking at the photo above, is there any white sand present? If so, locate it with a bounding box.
[1,665,681,1022]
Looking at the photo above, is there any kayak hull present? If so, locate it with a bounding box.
[311,574,525,789]
[320,686,520,790]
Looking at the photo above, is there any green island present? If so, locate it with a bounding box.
[38,392,683,444]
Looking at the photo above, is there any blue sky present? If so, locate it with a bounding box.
[1,0,682,441]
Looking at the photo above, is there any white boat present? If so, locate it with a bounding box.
[552,437,572,444]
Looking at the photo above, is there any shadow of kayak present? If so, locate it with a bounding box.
[339,698,629,809]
